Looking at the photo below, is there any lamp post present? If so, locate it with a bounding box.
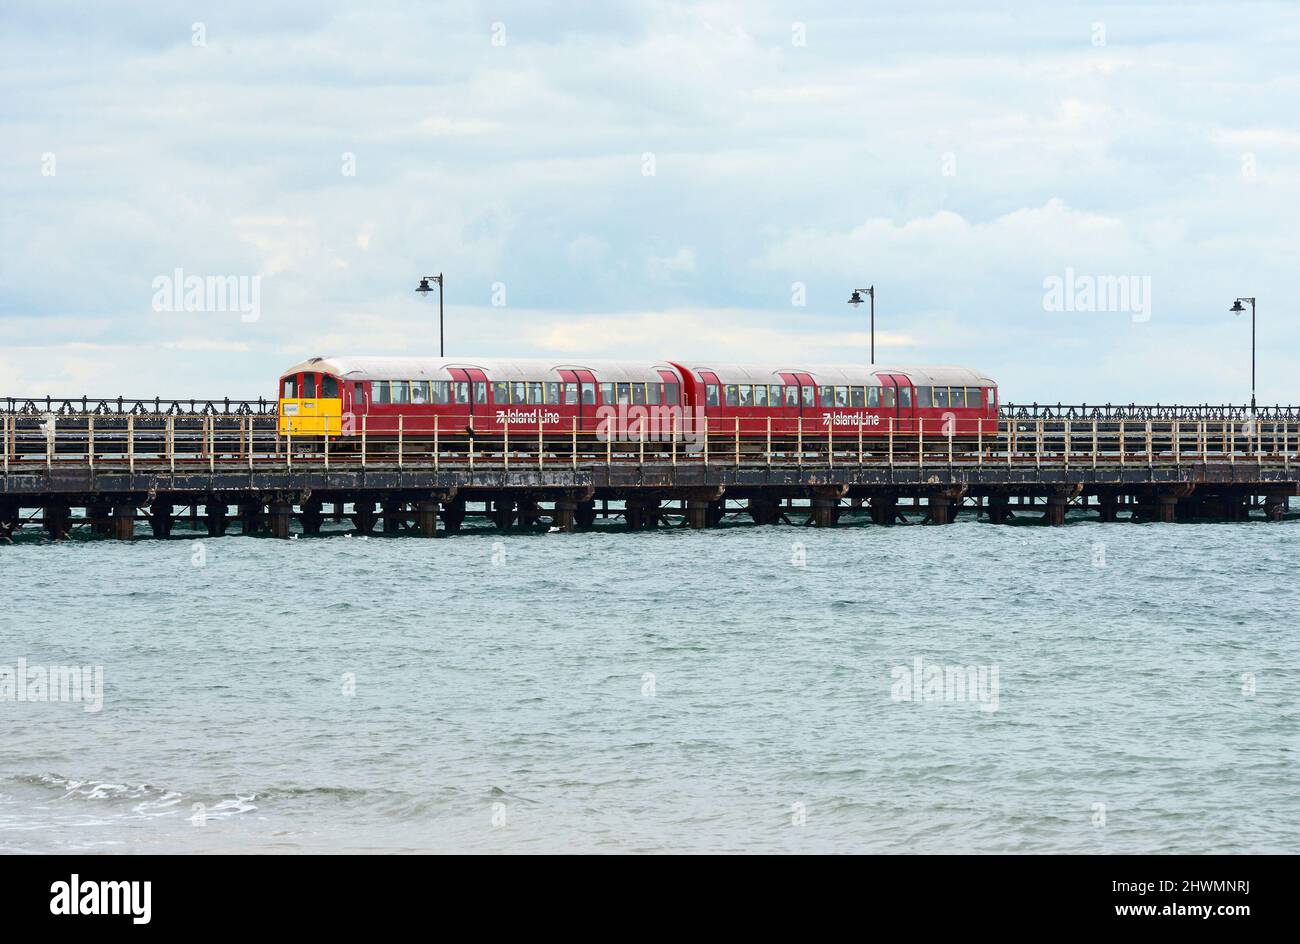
[847,286,875,364]
[416,274,445,357]
[1229,296,1256,411]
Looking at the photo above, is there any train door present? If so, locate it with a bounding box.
[445,367,473,432]
[878,373,914,434]
[793,372,816,436]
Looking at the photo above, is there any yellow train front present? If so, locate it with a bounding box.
[278,360,344,436]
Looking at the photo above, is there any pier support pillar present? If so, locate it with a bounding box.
[552,498,576,533]
[0,501,18,542]
[1097,493,1119,523]
[686,500,711,529]
[268,499,293,539]
[492,500,516,531]
[87,499,113,536]
[440,498,466,533]
[147,500,173,539]
[516,497,542,529]
[1044,495,1068,526]
[575,500,597,528]
[747,497,782,525]
[300,498,324,535]
[985,494,1010,525]
[112,503,137,540]
[626,496,661,529]
[204,502,228,537]
[810,486,848,527]
[1264,492,1290,522]
[44,500,72,540]
[332,502,345,522]
[238,500,266,536]
[351,501,376,534]
[415,499,440,537]
[382,499,405,534]
[869,495,898,526]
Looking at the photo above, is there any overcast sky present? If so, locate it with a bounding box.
[3,1,1299,403]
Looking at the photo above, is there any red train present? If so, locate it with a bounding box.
[277,356,998,440]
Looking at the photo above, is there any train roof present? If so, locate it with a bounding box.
[282,356,995,387]
[280,356,674,384]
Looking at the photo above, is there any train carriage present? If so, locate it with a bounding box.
[277,355,997,444]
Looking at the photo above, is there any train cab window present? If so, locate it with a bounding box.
[353,382,366,409]
[565,383,579,405]
[882,387,895,408]
[725,385,739,407]
[933,386,949,409]
[599,382,614,404]
[300,374,317,398]
[545,382,561,405]
[754,384,767,408]
[321,375,339,398]
[819,386,834,408]
[492,381,508,404]
[282,378,297,398]
[705,384,719,407]
[582,383,596,405]
[665,383,679,405]
[967,387,982,409]
[850,387,864,408]
[432,381,450,404]
[647,384,660,405]
[411,381,429,404]
[631,383,646,406]
[474,382,487,404]
[868,387,880,408]
[915,386,931,408]
[454,382,470,404]
[950,387,965,408]
[899,387,912,408]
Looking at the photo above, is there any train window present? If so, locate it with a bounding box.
[900,387,912,408]
[781,386,795,407]
[600,382,614,404]
[818,386,833,408]
[868,387,880,408]
[282,378,297,398]
[354,382,366,408]
[706,384,719,407]
[511,382,525,404]
[950,387,965,408]
[453,382,468,404]
[737,385,751,407]
[492,381,508,404]
[934,386,949,408]
[770,385,782,406]
[882,387,895,408]
[545,382,562,405]
[647,384,660,405]
[754,385,767,407]
[834,387,848,407]
[300,374,316,398]
[474,382,487,404]
[431,381,450,404]
[528,382,543,404]
[372,381,389,404]
[967,387,982,409]
[322,376,339,398]
[411,381,429,404]
[390,381,410,404]
[565,383,579,405]
[724,384,739,407]
[632,383,646,406]
[614,382,629,404]
[665,383,679,405]
[915,386,931,408]
[582,383,596,405]
[850,387,864,408]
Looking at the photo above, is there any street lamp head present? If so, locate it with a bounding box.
[1229,299,1246,315]
[847,290,865,307]
[416,277,434,294]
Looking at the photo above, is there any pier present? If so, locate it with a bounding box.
[2,399,1298,538]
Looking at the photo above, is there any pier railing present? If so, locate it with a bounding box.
[3,413,1297,473]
